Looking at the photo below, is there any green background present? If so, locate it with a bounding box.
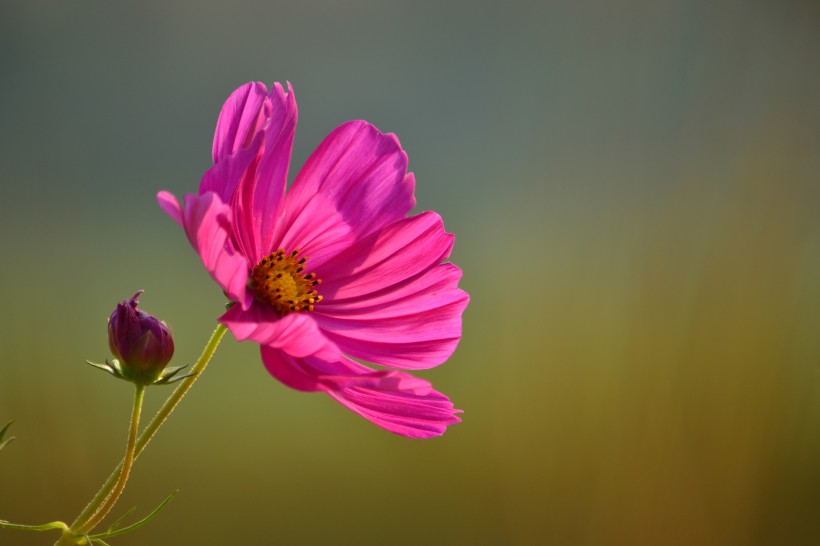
[2,1,819,544]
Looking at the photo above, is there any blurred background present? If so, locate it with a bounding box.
[1,0,819,544]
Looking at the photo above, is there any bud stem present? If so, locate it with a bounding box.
[58,322,228,544]
[74,383,145,535]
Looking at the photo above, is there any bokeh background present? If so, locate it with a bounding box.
[1,1,819,544]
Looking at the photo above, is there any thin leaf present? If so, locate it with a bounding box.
[89,490,178,540]
[0,421,12,440]
[0,421,14,451]
[106,506,136,533]
[0,520,68,532]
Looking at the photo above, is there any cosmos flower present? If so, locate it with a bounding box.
[157,82,468,438]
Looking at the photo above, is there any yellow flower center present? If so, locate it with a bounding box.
[250,249,323,316]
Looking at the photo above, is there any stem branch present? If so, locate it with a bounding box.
[61,322,228,543]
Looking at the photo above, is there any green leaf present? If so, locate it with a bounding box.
[105,507,136,533]
[0,520,68,532]
[0,421,14,451]
[88,490,178,541]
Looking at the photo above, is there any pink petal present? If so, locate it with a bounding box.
[201,82,269,202]
[314,263,468,369]
[180,192,251,308]
[327,376,462,439]
[275,190,359,270]
[274,121,415,269]
[157,190,183,226]
[260,343,461,438]
[259,344,328,392]
[212,82,269,164]
[319,263,464,313]
[318,211,454,301]
[199,136,264,204]
[220,305,325,354]
[232,83,297,264]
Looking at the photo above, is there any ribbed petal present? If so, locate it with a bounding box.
[318,211,454,301]
[220,305,323,353]
[326,376,461,439]
[260,342,462,438]
[200,82,270,202]
[199,135,264,203]
[212,82,269,164]
[274,121,415,270]
[314,263,468,369]
[232,83,297,264]
[179,192,251,308]
[238,313,342,392]
[157,190,183,226]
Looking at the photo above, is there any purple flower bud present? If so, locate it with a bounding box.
[108,291,174,384]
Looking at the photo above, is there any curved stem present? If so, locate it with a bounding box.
[65,323,228,538]
[74,384,145,535]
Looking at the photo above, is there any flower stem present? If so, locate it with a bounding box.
[74,383,145,535]
[60,323,228,543]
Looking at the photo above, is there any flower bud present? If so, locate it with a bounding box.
[107,290,174,385]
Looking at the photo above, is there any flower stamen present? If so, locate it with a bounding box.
[250,249,323,316]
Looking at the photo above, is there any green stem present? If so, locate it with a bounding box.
[63,323,228,542]
[75,383,144,534]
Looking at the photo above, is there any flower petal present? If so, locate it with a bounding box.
[199,137,264,203]
[318,211,454,301]
[260,343,462,438]
[275,120,415,269]
[156,190,183,226]
[232,82,298,264]
[212,81,269,164]
[179,192,251,308]
[314,263,468,369]
[326,375,462,439]
[220,304,322,353]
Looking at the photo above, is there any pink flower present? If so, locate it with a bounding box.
[157,82,468,438]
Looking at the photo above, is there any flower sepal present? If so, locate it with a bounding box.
[86,358,125,379]
[153,364,196,385]
[86,359,194,386]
